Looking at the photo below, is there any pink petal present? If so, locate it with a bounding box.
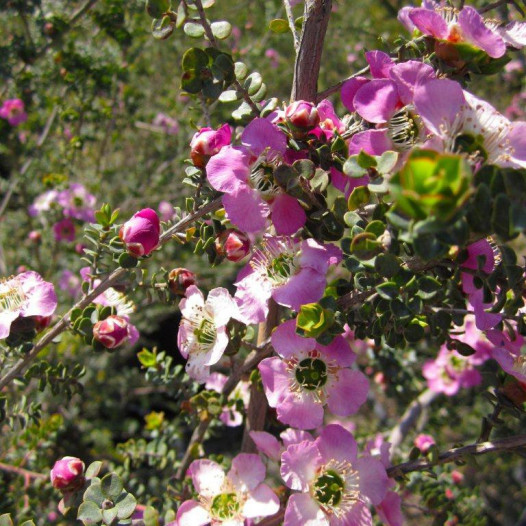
[0,310,19,339]
[300,238,341,274]
[408,8,448,38]
[272,267,326,311]
[234,274,271,324]
[389,61,435,105]
[398,7,416,32]
[241,117,287,157]
[317,335,355,367]
[377,491,404,526]
[349,129,391,156]
[365,51,395,78]
[206,287,237,327]
[270,193,306,235]
[189,459,225,497]
[280,428,314,447]
[414,79,465,137]
[332,501,373,526]
[508,122,526,168]
[326,369,369,416]
[276,392,324,429]
[355,456,389,506]
[492,347,526,382]
[206,146,250,192]
[341,77,369,112]
[459,6,506,58]
[228,453,265,491]
[354,80,400,123]
[223,187,270,233]
[176,500,210,526]
[280,440,322,491]
[271,319,316,359]
[259,357,292,407]
[317,424,358,464]
[242,483,280,518]
[500,21,526,48]
[249,431,281,461]
[284,493,329,526]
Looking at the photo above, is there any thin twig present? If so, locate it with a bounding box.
[315,64,370,103]
[0,461,47,480]
[388,389,438,458]
[0,198,223,391]
[387,434,526,477]
[175,341,274,479]
[283,0,300,53]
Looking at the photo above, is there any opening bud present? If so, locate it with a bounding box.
[215,229,251,262]
[168,268,196,296]
[50,456,85,492]
[190,123,231,168]
[284,100,320,132]
[93,315,130,349]
[119,208,160,257]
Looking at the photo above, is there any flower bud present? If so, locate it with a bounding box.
[93,315,130,349]
[168,268,196,296]
[284,100,320,131]
[190,123,231,168]
[215,229,251,262]
[119,208,160,257]
[50,456,85,491]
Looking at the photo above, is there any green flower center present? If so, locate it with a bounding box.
[250,164,278,197]
[388,107,421,151]
[295,358,328,390]
[210,492,241,520]
[194,317,216,345]
[453,133,488,162]
[0,279,25,313]
[313,470,345,507]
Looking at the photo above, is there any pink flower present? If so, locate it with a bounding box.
[414,434,435,453]
[250,428,314,462]
[119,208,161,257]
[206,118,306,235]
[153,112,179,135]
[53,218,76,242]
[205,372,250,427]
[234,236,342,324]
[57,183,96,222]
[190,123,231,168]
[487,327,526,382]
[58,270,81,298]
[93,315,136,349]
[50,456,85,491]
[28,189,59,217]
[158,200,175,221]
[0,98,27,126]
[0,271,57,339]
[399,2,526,58]
[280,424,389,526]
[259,319,369,429]
[177,286,239,382]
[215,229,251,262]
[414,79,526,168]
[177,454,279,525]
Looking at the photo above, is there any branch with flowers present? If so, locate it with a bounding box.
[2,0,526,524]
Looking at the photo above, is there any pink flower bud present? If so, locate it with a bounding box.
[451,470,464,484]
[50,456,85,491]
[168,268,196,296]
[0,98,28,126]
[28,230,41,243]
[284,100,320,131]
[215,229,251,262]
[93,315,130,349]
[190,123,231,168]
[414,433,435,453]
[119,208,160,257]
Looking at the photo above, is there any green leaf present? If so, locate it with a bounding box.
[218,89,240,102]
[183,21,206,38]
[115,492,137,520]
[243,72,263,96]
[343,156,368,178]
[210,20,232,40]
[77,501,103,525]
[232,101,254,121]
[101,472,124,500]
[357,150,377,169]
[365,220,385,237]
[20,521,35,526]
[374,253,400,278]
[102,508,118,525]
[151,16,175,40]
[296,303,334,338]
[376,281,399,300]
[376,150,398,174]
[234,61,248,80]
[351,232,381,260]
[143,506,160,526]
[0,515,13,526]
[251,82,267,102]
[404,320,425,342]
[269,18,289,33]
[84,482,105,507]
[182,48,209,71]
[146,0,169,18]
[118,252,139,268]
[348,186,370,211]
[85,461,103,479]
[417,276,442,300]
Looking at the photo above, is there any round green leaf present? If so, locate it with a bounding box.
[243,72,262,96]
[269,18,289,33]
[210,20,232,40]
[77,501,103,525]
[115,492,137,520]
[218,89,240,102]
[102,508,117,525]
[182,48,209,71]
[234,61,248,80]
[151,16,175,40]
[101,473,124,500]
[184,21,206,38]
[145,0,170,19]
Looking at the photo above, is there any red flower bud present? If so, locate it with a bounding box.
[50,456,85,492]
[215,229,251,262]
[93,315,130,349]
[284,100,320,131]
[190,124,231,168]
[168,268,196,296]
[119,208,160,257]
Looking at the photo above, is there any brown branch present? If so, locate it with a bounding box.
[0,198,223,392]
[388,389,439,458]
[315,64,370,103]
[175,341,274,479]
[283,0,300,53]
[291,0,332,102]
[387,434,526,477]
[0,461,47,480]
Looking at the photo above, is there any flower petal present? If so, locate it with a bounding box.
[459,6,506,58]
[259,357,292,407]
[242,483,280,519]
[408,8,448,39]
[280,440,322,491]
[271,319,316,359]
[341,77,369,112]
[354,79,400,123]
[189,459,225,497]
[389,61,435,105]
[272,267,326,311]
[316,424,358,464]
[270,193,306,235]
[206,146,250,192]
[176,500,210,526]
[326,368,369,416]
[275,392,324,429]
[249,431,281,461]
[241,117,287,157]
[228,453,265,491]
[223,187,270,233]
[284,493,329,526]
[349,129,391,156]
[355,456,389,506]
[365,50,395,78]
